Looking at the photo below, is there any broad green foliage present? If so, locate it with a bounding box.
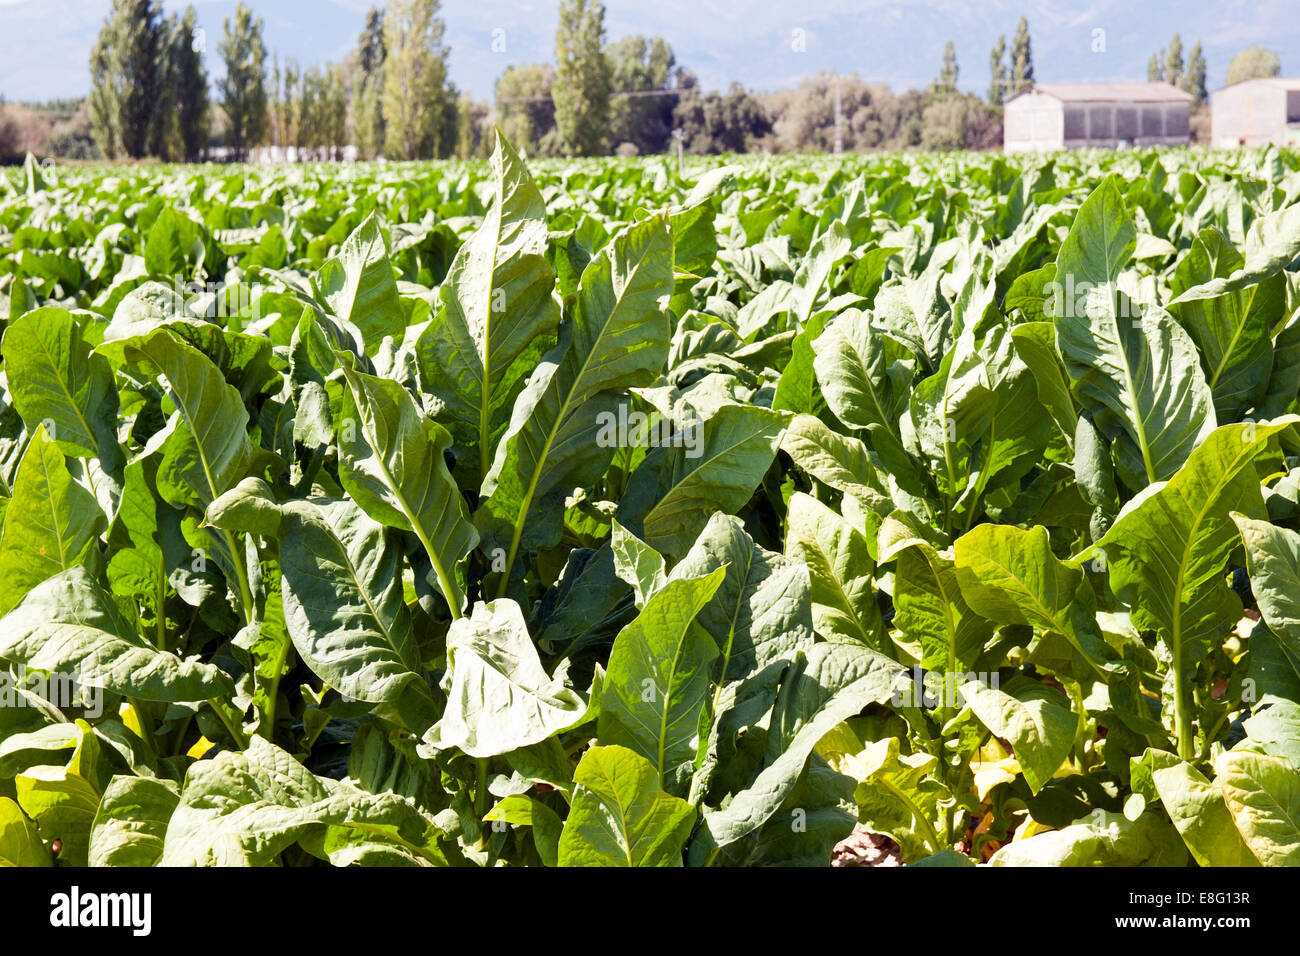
[2,140,1300,868]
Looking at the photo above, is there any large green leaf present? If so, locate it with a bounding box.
[691,642,904,861]
[779,412,887,507]
[784,492,884,650]
[1232,513,1300,644]
[478,214,673,567]
[0,796,50,867]
[708,757,856,866]
[315,212,404,354]
[556,745,696,867]
[333,363,478,614]
[673,512,814,684]
[1077,419,1296,755]
[953,523,1115,679]
[116,328,254,510]
[1169,202,1300,303]
[277,497,435,723]
[1052,174,1215,486]
[960,675,1076,795]
[88,775,180,867]
[615,403,786,559]
[1216,749,1300,867]
[1,306,120,464]
[597,568,724,787]
[881,517,991,673]
[1010,321,1077,449]
[144,206,204,277]
[974,324,1054,495]
[162,738,448,866]
[483,794,562,866]
[672,514,817,805]
[1132,750,1258,867]
[14,719,101,867]
[905,326,997,508]
[609,519,667,606]
[109,455,217,625]
[1169,228,1285,420]
[0,425,105,616]
[422,130,560,486]
[791,222,851,325]
[424,598,587,758]
[813,309,904,434]
[0,566,234,702]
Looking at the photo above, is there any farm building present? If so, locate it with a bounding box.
[1210,78,1300,147]
[1003,82,1193,153]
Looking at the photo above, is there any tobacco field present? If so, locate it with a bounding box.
[1,137,1300,867]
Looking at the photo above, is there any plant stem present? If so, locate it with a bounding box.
[473,757,491,851]
[879,776,943,854]
[475,757,490,817]
[1174,674,1194,761]
[496,521,525,601]
[261,628,293,738]
[171,713,193,757]
[208,698,249,749]
[1200,709,1230,763]
[222,528,256,627]
[155,556,169,652]
[410,521,463,621]
[128,698,156,754]
[1067,680,1089,769]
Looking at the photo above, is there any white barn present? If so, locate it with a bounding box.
[1003,82,1193,153]
[1210,78,1300,148]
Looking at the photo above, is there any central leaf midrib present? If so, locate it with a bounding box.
[505,232,663,568]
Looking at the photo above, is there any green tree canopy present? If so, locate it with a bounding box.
[553,0,611,156]
[382,0,454,159]
[988,34,1006,106]
[607,35,679,154]
[1009,16,1033,97]
[1226,45,1282,85]
[935,41,958,96]
[218,2,269,161]
[88,0,165,159]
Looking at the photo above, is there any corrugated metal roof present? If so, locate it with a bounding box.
[1009,82,1194,104]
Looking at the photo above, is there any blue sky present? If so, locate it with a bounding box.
[2,0,1299,103]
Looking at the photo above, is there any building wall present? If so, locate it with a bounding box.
[1062,101,1190,148]
[1212,82,1296,147]
[1004,91,1063,153]
[1005,95,1190,152]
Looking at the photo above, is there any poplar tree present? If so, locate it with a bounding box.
[218,2,269,161]
[989,34,1007,106]
[172,6,211,161]
[1009,16,1034,97]
[382,0,453,159]
[88,0,165,159]
[353,7,387,159]
[553,0,611,156]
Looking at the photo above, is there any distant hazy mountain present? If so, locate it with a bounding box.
[2,0,1297,104]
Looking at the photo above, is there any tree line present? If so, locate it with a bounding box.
[8,0,1287,164]
[495,1,1027,156]
[78,0,1018,161]
[87,0,465,162]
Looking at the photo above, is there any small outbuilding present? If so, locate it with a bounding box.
[1210,78,1300,147]
[1003,82,1193,153]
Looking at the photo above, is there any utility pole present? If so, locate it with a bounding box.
[833,73,844,154]
[672,128,684,174]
